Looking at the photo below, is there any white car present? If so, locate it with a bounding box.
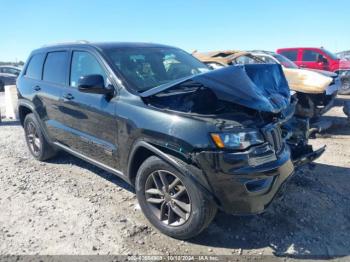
[0,65,22,76]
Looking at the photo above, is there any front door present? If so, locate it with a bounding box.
[59,50,118,168]
[301,49,329,70]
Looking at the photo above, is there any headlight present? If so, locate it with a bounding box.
[211,131,264,149]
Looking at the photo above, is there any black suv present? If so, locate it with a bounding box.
[17,42,323,239]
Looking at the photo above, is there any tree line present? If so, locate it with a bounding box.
[0,61,25,66]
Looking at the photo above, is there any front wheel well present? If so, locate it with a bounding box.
[18,105,33,126]
[128,147,155,186]
[127,144,190,186]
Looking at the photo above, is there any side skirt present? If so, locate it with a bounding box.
[53,142,129,183]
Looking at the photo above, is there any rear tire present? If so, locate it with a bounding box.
[135,156,217,239]
[24,113,56,161]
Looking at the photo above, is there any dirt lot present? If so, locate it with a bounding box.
[0,95,349,259]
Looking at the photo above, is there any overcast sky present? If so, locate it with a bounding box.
[1,0,349,61]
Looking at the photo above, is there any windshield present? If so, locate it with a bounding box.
[272,54,299,68]
[103,47,209,92]
[321,48,339,60]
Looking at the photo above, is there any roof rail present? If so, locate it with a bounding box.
[248,50,273,54]
[41,40,90,47]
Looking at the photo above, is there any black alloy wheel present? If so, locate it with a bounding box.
[24,113,56,161]
[135,156,217,239]
[145,169,191,226]
[25,121,42,156]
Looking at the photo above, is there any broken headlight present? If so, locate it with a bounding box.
[211,131,264,150]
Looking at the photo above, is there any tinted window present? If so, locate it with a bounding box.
[321,48,338,60]
[70,51,107,87]
[272,54,298,68]
[280,50,298,61]
[25,53,45,79]
[43,52,68,85]
[302,50,321,62]
[234,55,260,65]
[256,55,277,64]
[2,67,20,75]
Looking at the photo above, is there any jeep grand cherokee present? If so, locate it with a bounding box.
[17,42,323,239]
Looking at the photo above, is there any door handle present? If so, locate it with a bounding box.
[63,93,74,100]
[34,86,41,91]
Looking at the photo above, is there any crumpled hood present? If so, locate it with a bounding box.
[282,67,333,94]
[309,69,337,78]
[141,64,290,114]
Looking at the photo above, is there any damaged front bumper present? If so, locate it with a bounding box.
[283,116,326,166]
[194,120,324,215]
[195,144,294,214]
[294,78,339,119]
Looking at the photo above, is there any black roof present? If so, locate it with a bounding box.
[32,41,178,54]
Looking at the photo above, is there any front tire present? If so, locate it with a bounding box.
[24,113,56,161]
[135,156,217,239]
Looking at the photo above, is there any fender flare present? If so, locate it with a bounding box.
[128,140,220,206]
[18,100,54,144]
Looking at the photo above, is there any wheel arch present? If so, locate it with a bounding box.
[18,102,34,126]
[127,140,219,206]
[18,100,53,144]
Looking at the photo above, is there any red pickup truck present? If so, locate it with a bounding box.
[277,47,350,94]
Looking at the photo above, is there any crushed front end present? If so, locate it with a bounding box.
[142,64,325,215]
[193,96,324,214]
[294,74,340,119]
[194,117,295,214]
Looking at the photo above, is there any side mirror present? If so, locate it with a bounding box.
[78,74,113,95]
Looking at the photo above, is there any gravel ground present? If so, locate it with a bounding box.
[0,96,349,259]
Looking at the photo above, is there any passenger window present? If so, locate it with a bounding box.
[70,51,107,87]
[43,51,68,85]
[7,68,19,75]
[234,55,259,64]
[302,50,321,62]
[259,56,276,64]
[280,50,298,61]
[25,53,45,80]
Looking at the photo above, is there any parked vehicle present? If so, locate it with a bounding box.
[0,73,17,92]
[193,50,339,119]
[0,65,22,76]
[337,50,350,61]
[277,47,350,95]
[17,42,324,239]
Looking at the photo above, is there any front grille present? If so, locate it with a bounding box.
[263,125,283,154]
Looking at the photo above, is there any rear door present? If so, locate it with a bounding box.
[24,51,68,143]
[279,49,299,65]
[58,49,118,168]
